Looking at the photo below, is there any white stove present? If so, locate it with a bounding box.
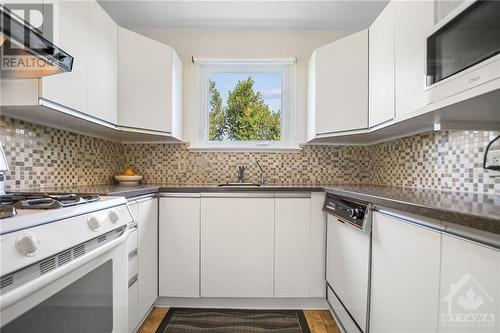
[0,193,134,333]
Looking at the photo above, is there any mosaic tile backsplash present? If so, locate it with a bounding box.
[0,116,124,189]
[1,115,499,194]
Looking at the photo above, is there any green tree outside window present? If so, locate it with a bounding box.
[208,77,281,141]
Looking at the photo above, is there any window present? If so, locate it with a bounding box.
[193,59,297,150]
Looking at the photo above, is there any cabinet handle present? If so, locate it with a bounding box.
[128,248,138,260]
[128,274,138,288]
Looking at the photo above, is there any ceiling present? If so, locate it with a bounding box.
[99,0,389,31]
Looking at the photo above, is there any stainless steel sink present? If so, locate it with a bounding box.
[217,183,262,187]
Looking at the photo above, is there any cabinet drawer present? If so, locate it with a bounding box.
[128,274,139,333]
[128,252,138,280]
[127,227,138,253]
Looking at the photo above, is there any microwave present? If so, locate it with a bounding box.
[425,0,500,103]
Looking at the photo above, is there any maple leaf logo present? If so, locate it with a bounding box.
[457,289,484,310]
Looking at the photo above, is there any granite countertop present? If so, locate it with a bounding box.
[325,185,500,236]
[12,183,500,235]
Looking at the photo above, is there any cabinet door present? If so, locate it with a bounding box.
[394,0,433,118]
[369,2,395,127]
[435,0,465,24]
[309,192,326,297]
[201,196,274,297]
[274,197,311,297]
[137,198,158,317]
[159,196,200,297]
[314,30,368,135]
[438,235,500,333]
[370,212,441,333]
[128,278,139,333]
[118,27,173,133]
[42,0,88,113]
[87,1,117,124]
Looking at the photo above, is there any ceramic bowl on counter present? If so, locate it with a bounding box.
[114,175,143,186]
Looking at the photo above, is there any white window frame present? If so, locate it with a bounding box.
[190,59,298,151]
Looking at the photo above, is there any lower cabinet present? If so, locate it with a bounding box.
[157,192,326,299]
[274,196,311,297]
[159,195,201,297]
[370,211,441,333]
[201,195,275,297]
[137,198,158,316]
[127,198,158,332]
[438,234,500,333]
[370,211,500,333]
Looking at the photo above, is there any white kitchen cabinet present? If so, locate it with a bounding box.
[434,0,465,24]
[127,201,139,333]
[159,195,200,297]
[307,30,368,140]
[438,234,500,333]
[136,198,158,317]
[201,195,274,297]
[394,0,434,119]
[128,276,139,333]
[87,1,117,124]
[118,27,183,138]
[12,0,118,124]
[369,2,395,128]
[41,0,89,114]
[309,192,327,297]
[274,196,311,297]
[370,211,441,333]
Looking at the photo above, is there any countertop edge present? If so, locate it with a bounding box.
[324,187,500,236]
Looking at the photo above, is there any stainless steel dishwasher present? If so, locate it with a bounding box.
[324,194,372,333]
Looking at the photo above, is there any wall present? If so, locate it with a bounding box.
[0,116,124,189]
[367,130,500,194]
[124,143,369,185]
[1,115,499,194]
[135,29,350,144]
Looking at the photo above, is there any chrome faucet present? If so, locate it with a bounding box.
[237,164,246,183]
[253,159,267,185]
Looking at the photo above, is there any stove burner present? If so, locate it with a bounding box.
[0,193,100,216]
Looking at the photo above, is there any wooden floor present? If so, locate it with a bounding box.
[137,307,341,333]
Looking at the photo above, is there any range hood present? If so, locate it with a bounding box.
[0,5,73,79]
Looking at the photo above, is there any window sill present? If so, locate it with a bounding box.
[187,146,303,153]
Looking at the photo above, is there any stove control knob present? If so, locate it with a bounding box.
[16,233,40,257]
[87,216,101,231]
[108,210,120,224]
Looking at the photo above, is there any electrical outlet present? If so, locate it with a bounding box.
[488,149,500,167]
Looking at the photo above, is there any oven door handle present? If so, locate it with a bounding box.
[0,227,129,311]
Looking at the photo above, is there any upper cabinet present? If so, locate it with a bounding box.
[43,0,117,124]
[41,0,90,115]
[394,0,434,120]
[307,30,368,141]
[434,0,465,24]
[118,28,183,139]
[87,1,118,124]
[368,2,395,128]
[2,0,118,126]
[1,1,184,142]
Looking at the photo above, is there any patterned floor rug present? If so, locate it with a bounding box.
[155,308,311,333]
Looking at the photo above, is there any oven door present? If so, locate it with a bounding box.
[0,228,129,333]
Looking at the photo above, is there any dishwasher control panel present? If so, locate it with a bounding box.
[324,194,371,231]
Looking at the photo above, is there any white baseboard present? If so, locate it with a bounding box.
[154,297,328,310]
